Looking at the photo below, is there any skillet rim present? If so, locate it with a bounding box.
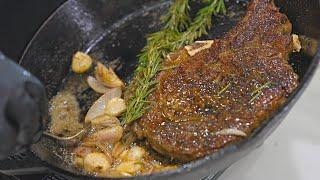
[19,0,320,179]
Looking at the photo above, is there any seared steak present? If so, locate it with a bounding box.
[134,0,298,161]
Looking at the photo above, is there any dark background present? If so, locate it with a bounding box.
[1,0,319,62]
[0,0,65,61]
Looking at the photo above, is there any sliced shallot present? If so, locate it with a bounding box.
[87,76,111,94]
[84,88,122,123]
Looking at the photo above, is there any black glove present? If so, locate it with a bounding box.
[0,52,47,159]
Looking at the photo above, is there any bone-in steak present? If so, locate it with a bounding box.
[133,0,298,161]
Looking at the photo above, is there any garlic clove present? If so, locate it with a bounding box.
[87,76,111,94]
[89,126,123,144]
[123,146,146,161]
[90,114,121,128]
[83,152,111,173]
[105,97,127,117]
[95,62,124,88]
[85,88,122,123]
[115,161,143,174]
[215,128,247,137]
[71,51,93,73]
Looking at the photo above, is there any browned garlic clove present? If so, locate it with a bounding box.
[71,51,93,73]
[121,146,146,161]
[95,62,125,88]
[292,34,302,52]
[115,161,143,175]
[83,152,111,173]
[90,126,123,144]
[112,142,126,158]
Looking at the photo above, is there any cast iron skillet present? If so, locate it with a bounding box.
[17,0,320,179]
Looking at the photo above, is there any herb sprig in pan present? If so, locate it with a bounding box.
[122,0,226,124]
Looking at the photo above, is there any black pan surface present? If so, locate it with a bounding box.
[18,0,320,179]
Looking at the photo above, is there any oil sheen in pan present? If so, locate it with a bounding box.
[33,0,311,177]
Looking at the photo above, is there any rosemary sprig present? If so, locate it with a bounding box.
[122,0,226,124]
[162,0,191,31]
[177,0,227,46]
[122,0,190,124]
[249,81,271,103]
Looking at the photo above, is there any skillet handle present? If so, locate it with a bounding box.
[0,149,49,175]
[0,149,71,180]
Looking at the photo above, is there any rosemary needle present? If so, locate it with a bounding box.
[249,91,262,104]
[217,83,231,96]
[249,81,271,103]
[251,81,271,96]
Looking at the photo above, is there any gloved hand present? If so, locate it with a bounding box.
[0,52,47,159]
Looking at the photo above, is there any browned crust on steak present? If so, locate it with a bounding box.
[133,0,298,161]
